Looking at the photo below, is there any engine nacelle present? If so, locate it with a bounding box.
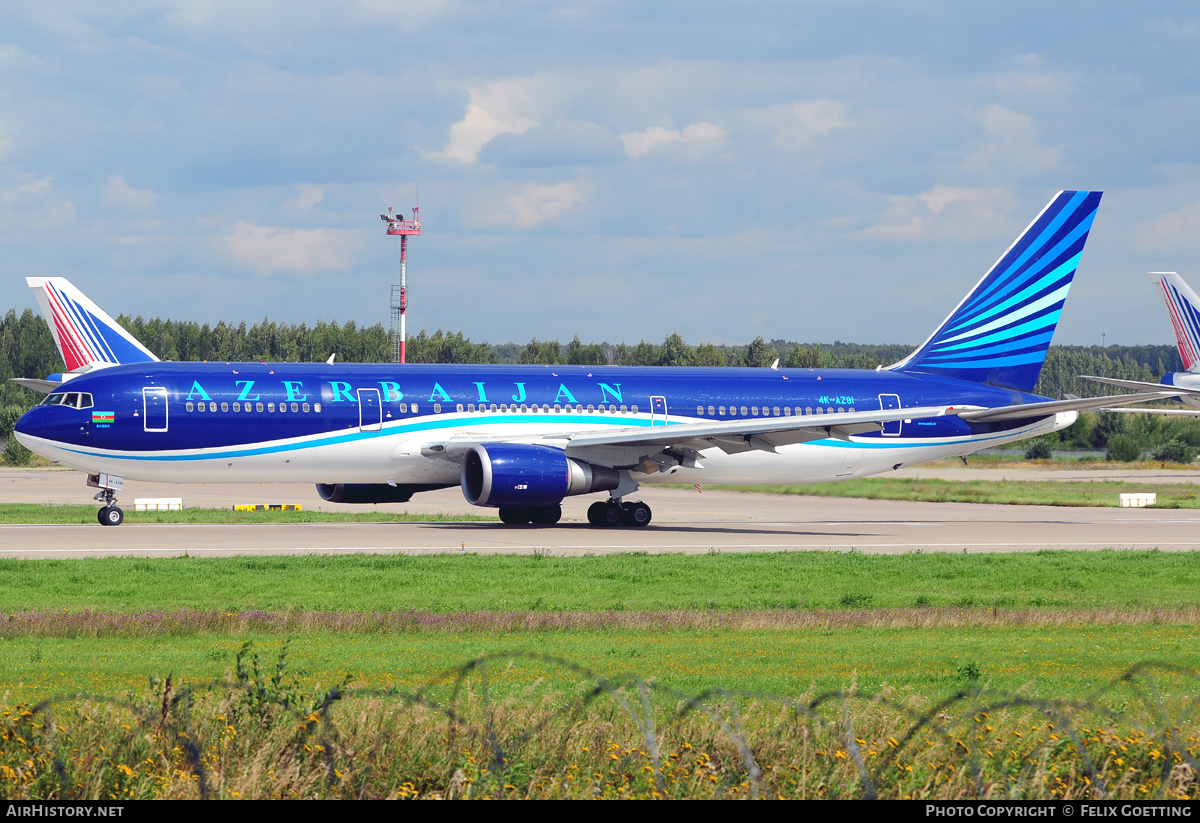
[460,443,619,508]
[315,483,449,504]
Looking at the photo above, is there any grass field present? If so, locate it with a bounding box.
[1,550,1197,798]
[2,622,1197,703]
[1,551,1198,702]
[712,478,1200,507]
[2,551,1200,612]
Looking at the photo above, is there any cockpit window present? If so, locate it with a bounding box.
[38,392,94,409]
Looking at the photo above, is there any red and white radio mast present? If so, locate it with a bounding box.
[381,204,421,363]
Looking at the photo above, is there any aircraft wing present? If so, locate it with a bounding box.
[429,404,977,469]
[427,393,1178,471]
[1094,407,1200,416]
[560,404,969,452]
[1082,375,1200,395]
[955,392,1180,422]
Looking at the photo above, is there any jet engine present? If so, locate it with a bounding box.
[460,443,619,508]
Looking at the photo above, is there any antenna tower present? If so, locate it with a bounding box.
[381,204,421,363]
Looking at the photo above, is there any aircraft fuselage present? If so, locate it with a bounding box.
[15,361,1072,488]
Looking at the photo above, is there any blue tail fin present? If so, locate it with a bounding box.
[888,190,1102,393]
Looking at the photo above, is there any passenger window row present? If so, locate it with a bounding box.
[458,403,637,414]
[188,401,323,414]
[694,405,854,417]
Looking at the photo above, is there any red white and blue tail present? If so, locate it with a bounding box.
[27,277,158,372]
[1153,272,1200,373]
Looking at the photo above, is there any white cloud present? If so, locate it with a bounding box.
[18,176,53,196]
[1140,200,1200,253]
[855,185,1018,242]
[619,122,724,159]
[433,83,540,164]
[286,184,326,213]
[220,222,360,276]
[102,177,157,210]
[757,100,848,151]
[964,104,1060,176]
[482,181,594,230]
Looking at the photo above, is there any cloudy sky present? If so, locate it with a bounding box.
[2,2,1199,348]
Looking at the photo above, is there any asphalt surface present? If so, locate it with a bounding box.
[2,466,1200,557]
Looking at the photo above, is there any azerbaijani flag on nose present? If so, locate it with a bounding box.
[92,411,115,424]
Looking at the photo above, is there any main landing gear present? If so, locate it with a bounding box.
[494,499,653,527]
[586,499,652,528]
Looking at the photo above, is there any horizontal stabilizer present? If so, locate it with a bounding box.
[8,378,62,394]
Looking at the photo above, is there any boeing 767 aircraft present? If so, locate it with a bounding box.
[14,190,1172,526]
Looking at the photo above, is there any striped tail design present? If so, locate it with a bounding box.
[27,277,158,372]
[1153,272,1200,372]
[889,190,1102,393]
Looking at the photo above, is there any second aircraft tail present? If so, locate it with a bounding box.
[27,277,158,372]
[1152,272,1200,373]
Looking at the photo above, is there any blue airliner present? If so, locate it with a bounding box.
[13,190,1170,527]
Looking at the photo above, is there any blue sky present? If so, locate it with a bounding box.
[2,2,1199,347]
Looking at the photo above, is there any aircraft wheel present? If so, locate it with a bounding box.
[537,504,562,525]
[600,502,623,527]
[499,507,530,525]
[99,506,124,527]
[623,502,652,528]
[587,501,606,526]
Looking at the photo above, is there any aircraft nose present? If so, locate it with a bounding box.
[13,408,38,446]
[13,406,52,448]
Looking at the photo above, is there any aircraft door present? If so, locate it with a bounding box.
[358,388,382,432]
[142,387,168,432]
[878,393,902,436]
[650,395,667,426]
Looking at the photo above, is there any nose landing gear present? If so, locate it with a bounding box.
[97,504,124,526]
[88,473,125,527]
[94,488,124,526]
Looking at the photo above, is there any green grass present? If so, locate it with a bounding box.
[710,477,1200,507]
[1,551,1199,613]
[2,624,1196,705]
[0,503,492,525]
